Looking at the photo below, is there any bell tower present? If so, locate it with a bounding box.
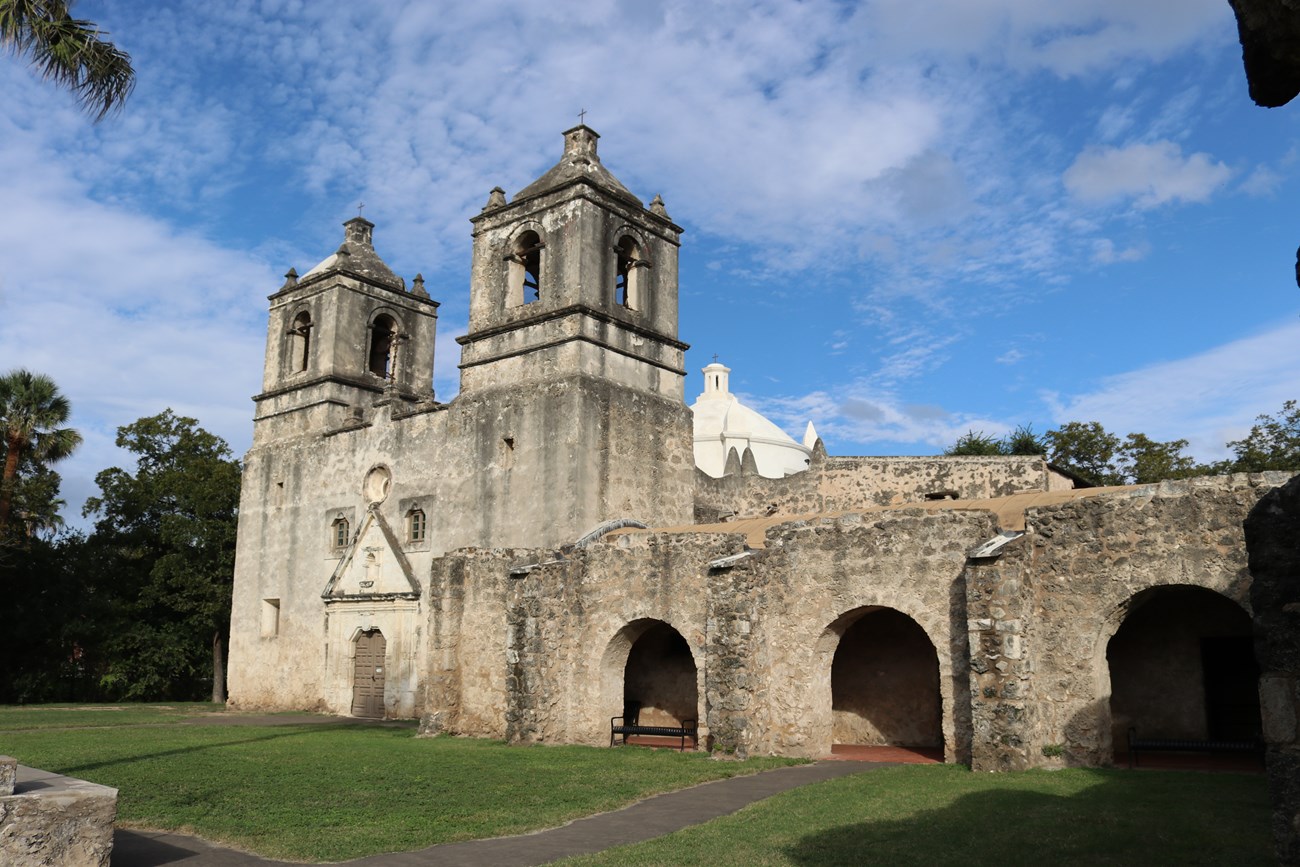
[458,125,687,399]
[450,127,696,539]
[253,218,439,443]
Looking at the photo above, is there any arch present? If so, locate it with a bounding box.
[287,310,312,373]
[507,228,544,307]
[816,606,943,755]
[613,233,648,310]
[367,313,399,378]
[599,618,700,738]
[1105,585,1260,753]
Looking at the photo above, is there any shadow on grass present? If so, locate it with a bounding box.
[782,771,1271,867]
[58,726,334,776]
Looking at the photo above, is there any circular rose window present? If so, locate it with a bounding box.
[363,465,392,503]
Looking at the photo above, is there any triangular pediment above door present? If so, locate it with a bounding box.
[322,506,420,600]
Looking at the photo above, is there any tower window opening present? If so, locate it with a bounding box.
[507,231,544,306]
[368,314,397,378]
[614,235,645,310]
[288,311,312,372]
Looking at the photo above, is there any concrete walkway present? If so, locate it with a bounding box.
[111,759,886,866]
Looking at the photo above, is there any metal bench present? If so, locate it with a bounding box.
[610,714,697,752]
[1126,727,1262,768]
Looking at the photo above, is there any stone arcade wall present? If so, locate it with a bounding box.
[421,509,997,761]
[694,454,1072,523]
[966,473,1291,772]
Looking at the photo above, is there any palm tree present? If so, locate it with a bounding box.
[0,0,134,121]
[0,369,82,536]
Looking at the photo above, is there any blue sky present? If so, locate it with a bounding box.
[1,0,1298,524]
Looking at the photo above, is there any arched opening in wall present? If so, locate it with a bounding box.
[1107,585,1260,755]
[507,230,544,306]
[288,311,311,372]
[613,235,645,310]
[351,629,386,719]
[602,619,698,746]
[829,606,942,757]
[368,314,397,378]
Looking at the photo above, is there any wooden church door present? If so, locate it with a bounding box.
[351,630,387,718]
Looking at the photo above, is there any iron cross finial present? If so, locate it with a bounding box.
[578,108,587,125]
[712,353,719,363]
[357,202,365,216]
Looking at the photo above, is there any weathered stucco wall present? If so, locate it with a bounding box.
[695,454,1069,522]
[229,369,695,715]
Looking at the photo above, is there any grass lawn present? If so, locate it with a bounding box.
[0,706,798,862]
[559,762,1273,867]
[0,702,225,730]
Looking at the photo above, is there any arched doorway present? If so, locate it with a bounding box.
[618,620,698,728]
[351,629,387,719]
[830,607,942,752]
[1107,585,1259,747]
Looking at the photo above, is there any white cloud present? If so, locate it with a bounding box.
[1064,141,1233,208]
[1045,320,1300,460]
[1091,238,1149,264]
[1240,165,1283,198]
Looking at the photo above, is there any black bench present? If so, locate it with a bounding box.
[610,715,697,752]
[1126,727,1262,768]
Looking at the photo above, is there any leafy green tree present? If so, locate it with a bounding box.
[1226,399,1300,472]
[1118,433,1203,485]
[84,410,240,702]
[0,0,134,120]
[1045,421,1125,486]
[0,369,81,537]
[0,455,66,539]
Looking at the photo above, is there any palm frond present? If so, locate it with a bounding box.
[0,0,134,121]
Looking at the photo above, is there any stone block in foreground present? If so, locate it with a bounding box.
[0,761,117,867]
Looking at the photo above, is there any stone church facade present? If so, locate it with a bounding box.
[227,126,1291,771]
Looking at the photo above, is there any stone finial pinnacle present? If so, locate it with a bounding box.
[649,194,669,219]
[282,267,299,289]
[411,273,429,298]
[483,186,508,211]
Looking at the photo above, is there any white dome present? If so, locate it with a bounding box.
[690,361,814,478]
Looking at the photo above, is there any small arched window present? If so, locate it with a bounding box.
[331,516,350,550]
[288,311,312,373]
[507,230,544,306]
[368,314,397,378]
[614,235,646,310]
[406,507,426,543]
